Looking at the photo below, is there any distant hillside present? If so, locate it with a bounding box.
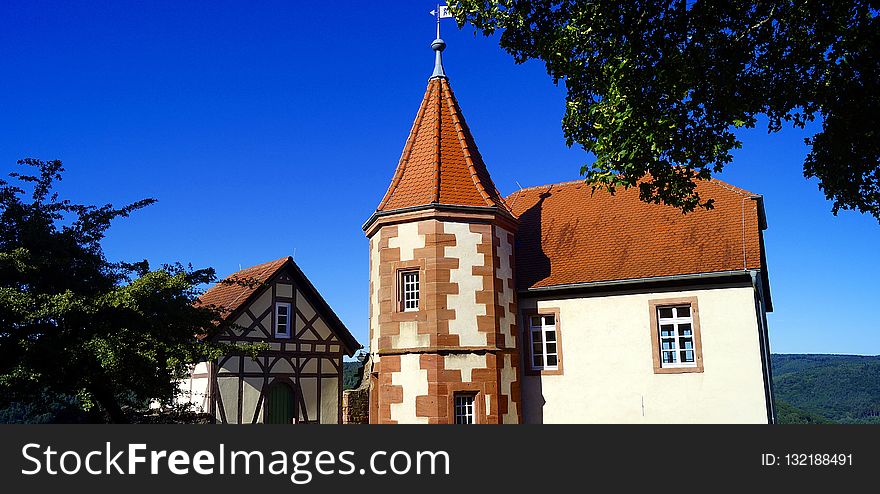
[774,399,833,424]
[343,361,364,390]
[772,354,880,424]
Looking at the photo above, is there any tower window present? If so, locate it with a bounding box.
[400,270,420,312]
[453,393,476,424]
[275,302,291,338]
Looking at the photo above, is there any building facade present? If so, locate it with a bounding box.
[363,38,774,424]
[179,257,361,424]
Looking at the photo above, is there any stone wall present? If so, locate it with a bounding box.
[342,356,371,424]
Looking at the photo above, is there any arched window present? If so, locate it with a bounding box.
[265,381,295,424]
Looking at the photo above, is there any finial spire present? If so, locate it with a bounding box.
[431,5,452,79]
[429,4,449,79]
[431,37,447,79]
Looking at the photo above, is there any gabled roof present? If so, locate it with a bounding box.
[197,257,288,318]
[376,77,511,214]
[197,256,361,355]
[506,179,769,296]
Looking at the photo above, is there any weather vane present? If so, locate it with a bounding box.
[428,3,454,79]
[429,3,453,39]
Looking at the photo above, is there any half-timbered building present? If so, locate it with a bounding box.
[178,256,360,424]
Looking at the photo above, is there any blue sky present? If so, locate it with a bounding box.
[2,1,878,355]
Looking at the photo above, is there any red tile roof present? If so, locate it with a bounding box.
[506,179,766,290]
[196,257,289,318]
[377,77,510,213]
[196,256,361,354]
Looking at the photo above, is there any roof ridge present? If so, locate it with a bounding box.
[505,177,760,199]
[223,256,288,309]
[432,79,442,203]
[507,179,587,197]
[441,79,496,209]
[704,177,760,198]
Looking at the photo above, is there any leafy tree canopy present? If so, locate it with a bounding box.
[0,159,245,423]
[451,1,880,220]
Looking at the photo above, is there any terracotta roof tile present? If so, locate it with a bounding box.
[507,179,765,290]
[196,257,289,319]
[196,256,362,354]
[377,78,510,213]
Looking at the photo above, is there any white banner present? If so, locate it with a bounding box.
[430,6,453,19]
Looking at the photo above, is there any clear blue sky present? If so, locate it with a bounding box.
[2,1,878,355]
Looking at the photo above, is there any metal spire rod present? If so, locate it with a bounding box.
[430,3,448,79]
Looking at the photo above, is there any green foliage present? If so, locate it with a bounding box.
[774,399,833,424]
[343,360,364,390]
[451,1,880,221]
[0,393,100,423]
[772,354,880,424]
[0,159,240,423]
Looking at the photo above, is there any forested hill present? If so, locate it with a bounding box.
[772,354,880,424]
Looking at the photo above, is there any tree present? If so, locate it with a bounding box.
[451,1,880,221]
[0,159,242,423]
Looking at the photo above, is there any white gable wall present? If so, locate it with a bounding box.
[519,285,769,424]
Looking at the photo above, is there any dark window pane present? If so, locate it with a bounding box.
[659,308,674,319]
[543,315,555,326]
[545,331,556,342]
[676,306,691,318]
[547,355,558,366]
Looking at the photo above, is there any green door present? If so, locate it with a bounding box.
[265,382,295,424]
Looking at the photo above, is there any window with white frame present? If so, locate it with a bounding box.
[657,305,696,367]
[528,314,558,371]
[453,393,475,424]
[400,270,419,312]
[275,302,291,338]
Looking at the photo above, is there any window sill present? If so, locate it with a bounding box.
[523,367,564,377]
[390,310,426,322]
[653,365,704,374]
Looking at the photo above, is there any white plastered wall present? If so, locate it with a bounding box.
[176,362,210,413]
[445,221,488,347]
[495,227,516,349]
[520,286,769,424]
[500,354,519,424]
[320,376,340,424]
[390,353,429,424]
[443,353,487,383]
[387,222,425,262]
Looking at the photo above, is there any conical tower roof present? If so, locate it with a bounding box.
[375,40,510,214]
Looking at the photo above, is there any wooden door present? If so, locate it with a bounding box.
[265,382,295,424]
